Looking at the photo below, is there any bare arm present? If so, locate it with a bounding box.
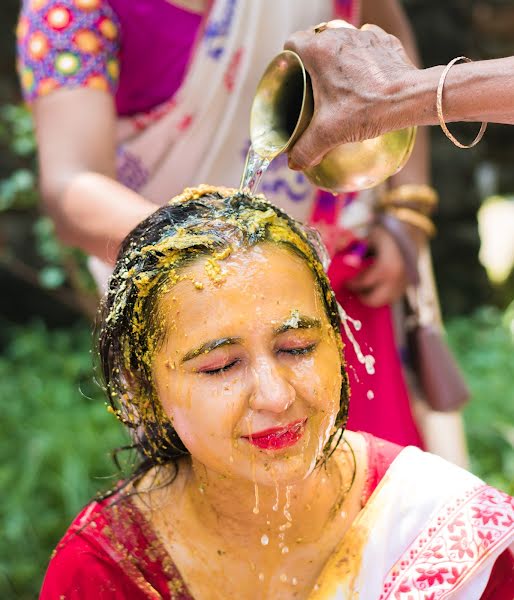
[404,57,514,127]
[34,88,156,263]
[361,0,429,188]
[285,25,514,170]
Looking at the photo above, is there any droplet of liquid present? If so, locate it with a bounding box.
[367,390,374,400]
[281,546,289,554]
[258,573,265,582]
[260,534,269,546]
[280,574,288,583]
[291,577,298,586]
[240,145,272,194]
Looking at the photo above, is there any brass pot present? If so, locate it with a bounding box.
[249,49,416,193]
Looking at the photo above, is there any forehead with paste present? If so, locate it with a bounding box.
[155,243,333,352]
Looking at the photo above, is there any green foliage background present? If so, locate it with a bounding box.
[0,322,127,600]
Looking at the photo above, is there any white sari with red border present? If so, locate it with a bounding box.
[311,447,514,599]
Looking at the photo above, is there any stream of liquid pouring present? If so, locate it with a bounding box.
[239,145,272,194]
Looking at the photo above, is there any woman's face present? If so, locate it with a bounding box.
[153,244,342,486]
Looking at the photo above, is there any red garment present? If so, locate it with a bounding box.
[311,192,424,448]
[40,437,513,598]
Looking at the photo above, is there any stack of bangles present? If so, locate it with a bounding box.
[379,184,438,238]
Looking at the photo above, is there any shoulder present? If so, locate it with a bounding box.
[17,0,121,103]
[40,497,148,599]
[340,431,404,504]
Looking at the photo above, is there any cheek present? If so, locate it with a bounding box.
[290,346,342,412]
[161,373,248,448]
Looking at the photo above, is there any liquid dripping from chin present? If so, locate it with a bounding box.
[247,418,260,515]
[271,468,280,512]
[283,485,292,523]
[240,145,272,194]
[253,482,260,515]
[278,485,293,551]
[338,303,375,375]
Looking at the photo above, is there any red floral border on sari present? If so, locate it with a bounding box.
[380,484,514,599]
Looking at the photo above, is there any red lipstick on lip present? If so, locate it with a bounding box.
[243,419,307,450]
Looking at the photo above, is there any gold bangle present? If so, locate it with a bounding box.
[436,56,488,149]
[381,184,439,209]
[385,207,436,238]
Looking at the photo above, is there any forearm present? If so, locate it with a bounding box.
[45,172,156,264]
[399,57,514,129]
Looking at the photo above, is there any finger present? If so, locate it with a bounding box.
[345,273,381,295]
[357,283,393,308]
[288,114,341,170]
[284,29,311,53]
[346,262,381,289]
[360,23,388,35]
[288,133,327,170]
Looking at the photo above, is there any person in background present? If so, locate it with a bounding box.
[17,0,466,459]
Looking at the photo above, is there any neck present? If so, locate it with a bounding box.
[185,456,348,545]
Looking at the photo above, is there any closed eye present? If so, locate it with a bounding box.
[278,343,317,356]
[199,359,241,375]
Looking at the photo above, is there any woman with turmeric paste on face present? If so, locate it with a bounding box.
[40,187,514,600]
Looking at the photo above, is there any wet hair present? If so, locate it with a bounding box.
[97,186,349,479]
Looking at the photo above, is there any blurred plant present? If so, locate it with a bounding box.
[447,306,514,494]
[0,104,98,319]
[0,320,127,600]
[0,104,37,211]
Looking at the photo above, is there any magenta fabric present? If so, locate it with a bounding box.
[17,0,121,102]
[107,0,202,116]
[333,279,424,448]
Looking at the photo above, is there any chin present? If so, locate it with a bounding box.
[247,443,321,487]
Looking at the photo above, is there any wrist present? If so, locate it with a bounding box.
[389,66,444,130]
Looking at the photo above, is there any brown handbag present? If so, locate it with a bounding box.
[408,319,470,412]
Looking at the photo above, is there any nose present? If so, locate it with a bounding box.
[249,356,295,413]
